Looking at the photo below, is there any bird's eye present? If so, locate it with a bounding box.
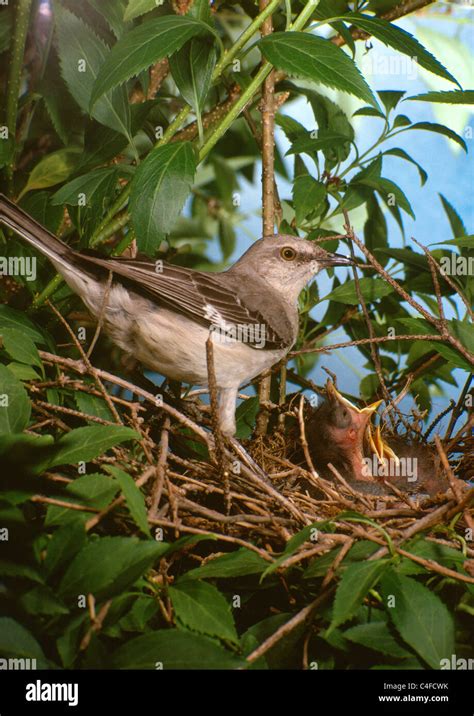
[280,246,296,261]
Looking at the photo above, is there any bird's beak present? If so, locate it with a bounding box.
[327,381,383,435]
[326,382,381,415]
[368,425,400,466]
[318,252,355,267]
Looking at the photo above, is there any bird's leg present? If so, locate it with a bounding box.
[217,387,238,436]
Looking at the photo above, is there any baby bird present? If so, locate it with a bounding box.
[304,383,453,497]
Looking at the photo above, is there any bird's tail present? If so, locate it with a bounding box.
[0,193,73,267]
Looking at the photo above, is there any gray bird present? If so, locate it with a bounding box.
[0,195,353,434]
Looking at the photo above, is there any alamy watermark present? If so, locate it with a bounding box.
[364,54,418,81]
[209,322,267,348]
[0,255,37,281]
[204,305,267,348]
[362,455,418,482]
[0,657,37,670]
[439,254,474,277]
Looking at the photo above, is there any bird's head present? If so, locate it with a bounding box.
[229,234,354,303]
[323,381,382,455]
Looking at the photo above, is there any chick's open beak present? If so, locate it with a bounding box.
[368,425,400,466]
[326,382,381,418]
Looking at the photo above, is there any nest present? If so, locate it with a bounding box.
[27,350,474,583]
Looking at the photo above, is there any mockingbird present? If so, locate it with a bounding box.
[0,195,353,435]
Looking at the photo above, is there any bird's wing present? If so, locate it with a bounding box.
[79,255,290,350]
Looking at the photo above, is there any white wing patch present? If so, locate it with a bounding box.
[204,303,232,330]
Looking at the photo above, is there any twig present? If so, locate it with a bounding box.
[46,301,123,424]
[434,435,474,534]
[148,418,170,519]
[344,210,390,404]
[246,586,336,664]
[86,270,113,359]
[206,336,231,514]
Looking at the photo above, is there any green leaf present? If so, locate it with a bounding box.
[287,131,350,157]
[75,392,115,422]
[59,536,169,600]
[241,612,302,669]
[186,548,268,579]
[106,465,150,536]
[45,474,119,526]
[0,306,46,344]
[259,33,378,108]
[0,433,55,477]
[262,522,333,578]
[55,5,131,138]
[293,175,326,224]
[0,617,47,664]
[377,90,405,114]
[376,247,429,271]
[0,364,31,433]
[304,541,379,579]
[169,579,238,643]
[353,106,385,118]
[322,277,392,305]
[398,538,466,576]
[439,194,467,238]
[130,141,196,253]
[344,621,413,658]
[90,16,209,107]
[328,560,389,631]
[356,177,415,219]
[235,396,260,440]
[51,167,119,206]
[123,0,158,22]
[348,13,460,87]
[364,193,388,257]
[407,122,467,153]
[87,0,128,38]
[49,425,140,467]
[112,630,245,669]
[0,328,42,368]
[381,570,455,669]
[6,363,40,381]
[392,114,412,128]
[384,148,427,186]
[450,319,474,355]
[170,38,217,142]
[429,236,473,248]
[18,149,80,199]
[426,342,472,373]
[44,520,87,578]
[20,585,69,616]
[406,90,474,104]
[0,560,43,583]
[20,191,64,234]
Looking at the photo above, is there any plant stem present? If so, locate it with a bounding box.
[32,274,63,310]
[256,0,277,436]
[200,0,321,162]
[5,0,33,196]
[212,0,283,80]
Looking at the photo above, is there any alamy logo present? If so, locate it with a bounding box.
[440,655,474,670]
[25,680,79,707]
[362,455,418,482]
[0,255,37,281]
[0,657,37,670]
